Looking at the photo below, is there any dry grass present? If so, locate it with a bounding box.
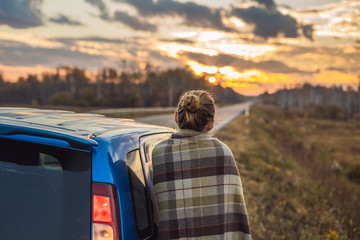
[216,104,360,240]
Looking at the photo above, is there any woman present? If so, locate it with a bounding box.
[152,90,251,239]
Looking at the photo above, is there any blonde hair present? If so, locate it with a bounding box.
[176,90,215,132]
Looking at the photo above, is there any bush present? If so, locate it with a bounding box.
[347,165,360,184]
[308,105,346,120]
[49,92,72,105]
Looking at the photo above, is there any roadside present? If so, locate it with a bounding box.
[216,104,360,240]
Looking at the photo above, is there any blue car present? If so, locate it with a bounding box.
[0,107,174,240]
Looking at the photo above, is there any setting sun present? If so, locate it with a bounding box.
[209,77,216,83]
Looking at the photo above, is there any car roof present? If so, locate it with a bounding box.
[0,107,174,150]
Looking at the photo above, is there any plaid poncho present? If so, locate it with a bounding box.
[152,129,251,240]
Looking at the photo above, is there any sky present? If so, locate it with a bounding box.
[0,0,359,95]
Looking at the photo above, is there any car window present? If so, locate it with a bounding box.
[145,141,160,180]
[140,134,171,183]
[0,138,91,240]
[126,150,152,239]
[139,133,171,230]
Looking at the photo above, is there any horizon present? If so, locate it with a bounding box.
[0,0,359,96]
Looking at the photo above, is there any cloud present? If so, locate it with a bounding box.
[0,37,182,72]
[0,40,106,68]
[54,36,129,45]
[116,0,233,32]
[160,38,195,44]
[183,52,312,74]
[0,0,43,28]
[300,24,314,40]
[113,11,157,31]
[256,0,276,10]
[232,2,314,40]
[325,66,360,74]
[49,14,84,26]
[85,0,157,32]
[85,0,109,19]
[232,7,297,39]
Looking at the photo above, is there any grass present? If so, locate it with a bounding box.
[216,104,360,240]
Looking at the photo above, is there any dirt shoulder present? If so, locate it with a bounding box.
[216,104,360,240]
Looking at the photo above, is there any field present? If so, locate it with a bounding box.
[216,104,360,240]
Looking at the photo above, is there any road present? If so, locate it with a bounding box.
[135,102,251,131]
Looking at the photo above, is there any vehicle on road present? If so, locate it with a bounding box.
[0,107,174,240]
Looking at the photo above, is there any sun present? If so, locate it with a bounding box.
[209,76,216,83]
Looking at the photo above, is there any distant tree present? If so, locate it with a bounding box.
[49,92,72,105]
[0,66,247,107]
[0,73,4,85]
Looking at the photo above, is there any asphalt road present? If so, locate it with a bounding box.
[135,102,252,131]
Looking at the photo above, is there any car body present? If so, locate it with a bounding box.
[0,107,174,240]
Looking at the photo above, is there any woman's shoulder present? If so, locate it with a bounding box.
[152,138,172,156]
[209,137,234,157]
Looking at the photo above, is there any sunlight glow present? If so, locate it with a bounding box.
[198,31,227,42]
[158,43,218,58]
[185,61,303,96]
[186,60,218,75]
[219,66,269,83]
[173,31,197,38]
[0,64,55,82]
[219,66,242,79]
[314,70,359,88]
[158,39,274,60]
[212,42,276,59]
[227,17,247,28]
[75,46,119,57]
[209,76,216,83]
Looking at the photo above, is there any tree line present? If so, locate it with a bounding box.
[0,66,247,108]
[260,83,360,119]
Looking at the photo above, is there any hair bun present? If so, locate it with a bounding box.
[182,94,200,113]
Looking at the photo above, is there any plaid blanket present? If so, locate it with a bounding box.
[152,129,251,239]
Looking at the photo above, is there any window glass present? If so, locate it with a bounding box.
[139,133,171,231]
[141,134,171,182]
[145,141,159,180]
[126,150,152,238]
[0,138,91,240]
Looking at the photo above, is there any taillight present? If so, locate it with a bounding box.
[92,183,121,240]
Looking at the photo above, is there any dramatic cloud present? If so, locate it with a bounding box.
[0,40,106,68]
[256,0,276,10]
[49,14,84,26]
[232,7,298,38]
[85,0,157,32]
[0,0,43,28]
[113,11,157,31]
[117,0,233,32]
[85,0,109,19]
[183,52,312,74]
[0,36,181,70]
[232,1,314,40]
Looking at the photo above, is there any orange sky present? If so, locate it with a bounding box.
[0,0,359,95]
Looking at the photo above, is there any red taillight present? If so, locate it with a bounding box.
[93,195,112,222]
[92,183,121,240]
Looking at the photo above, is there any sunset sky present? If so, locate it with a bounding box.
[0,0,359,95]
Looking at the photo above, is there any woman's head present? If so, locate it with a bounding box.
[175,90,215,132]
